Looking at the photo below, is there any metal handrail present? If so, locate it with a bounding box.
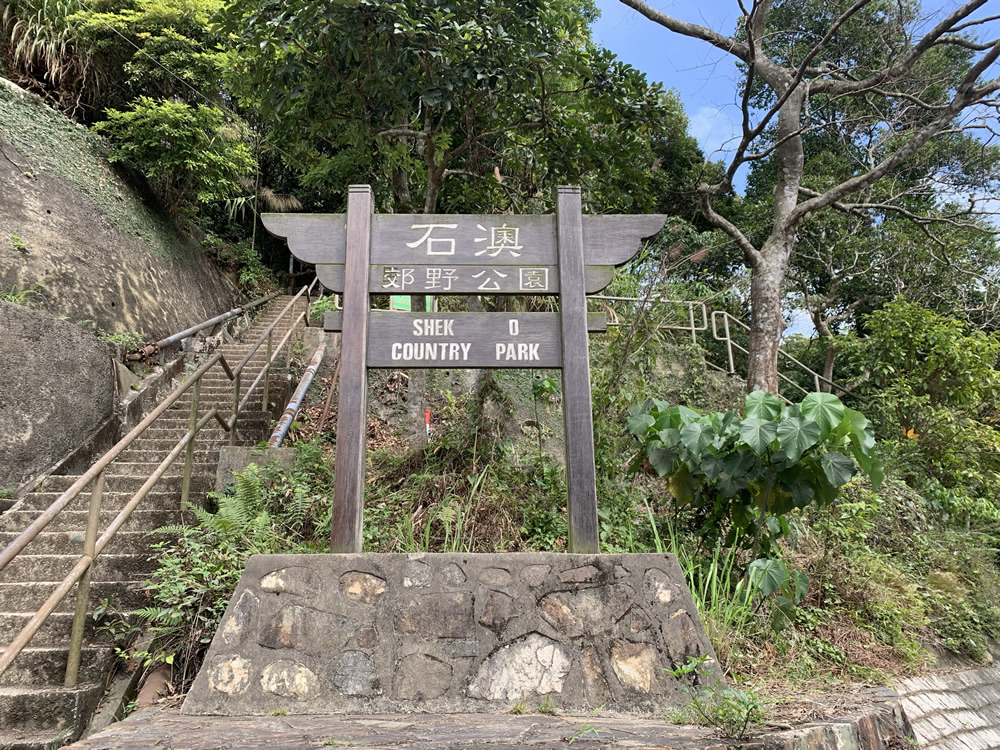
[0,286,313,686]
[127,291,280,364]
[593,296,709,343]
[269,338,329,447]
[709,310,855,395]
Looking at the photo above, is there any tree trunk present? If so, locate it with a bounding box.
[746,250,789,394]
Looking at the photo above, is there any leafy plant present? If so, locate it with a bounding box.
[92,98,254,219]
[0,283,44,307]
[10,233,29,253]
[669,657,765,740]
[125,443,334,690]
[98,329,146,351]
[628,391,883,557]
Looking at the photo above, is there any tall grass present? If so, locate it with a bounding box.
[645,502,763,657]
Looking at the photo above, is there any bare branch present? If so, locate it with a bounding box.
[811,0,992,95]
[698,192,764,268]
[616,0,751,62]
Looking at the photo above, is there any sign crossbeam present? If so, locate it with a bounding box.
[264,187,665,554]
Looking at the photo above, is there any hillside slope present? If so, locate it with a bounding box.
[0,78,234,340]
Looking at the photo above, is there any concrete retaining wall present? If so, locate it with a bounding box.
[183,552,724,717]
[897,667,1000,749]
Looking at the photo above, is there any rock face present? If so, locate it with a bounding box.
[0,302,115,487]
[184,553,722,716]
[0,83,235,342]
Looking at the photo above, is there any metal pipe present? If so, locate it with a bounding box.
[269,339,328,447]
[64,469,104,687]
[0,352,225,574]
[127,293,279,361]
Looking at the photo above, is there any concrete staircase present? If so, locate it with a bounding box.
[0,295,306,749]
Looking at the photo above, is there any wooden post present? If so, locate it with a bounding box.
[331,185,373,553]
[556,186,600,553]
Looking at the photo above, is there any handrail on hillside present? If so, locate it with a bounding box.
[0,282,318,687]
[592,295,854,399]
[127,291,279,365]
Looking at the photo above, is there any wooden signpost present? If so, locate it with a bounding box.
[264,186,664,554]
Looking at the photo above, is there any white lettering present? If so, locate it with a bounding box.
[460,343,471,359]
[509,319,519,336]
[496,343,505,359]
[392,343,403,360]
[529,343,539,360]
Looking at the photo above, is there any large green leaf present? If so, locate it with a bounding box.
[800,392,845,440]
[745,390,783,420]
[627,413,654,437]
[843,408,876,453]
[647,447,676,477]
[748,557,788,597]
[739,417,778,455]
[776,417,821,462]
[680,421,715,455]
[820,450,856,487]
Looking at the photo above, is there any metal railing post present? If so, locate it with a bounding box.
[723,314,735,373]
[262,332,273,411]
[181,380,200,509]
[230,373,241,446]
[64,470,104,687]
[688,303,697,344]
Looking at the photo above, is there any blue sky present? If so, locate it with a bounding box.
[591,0,1000,195]
[593,0,745,172]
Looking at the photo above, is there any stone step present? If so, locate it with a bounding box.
[0,531,173,556]
[0,612,98,648]
[117,448,220,464]
[0,553,157,583]
[116,438,229,454]
[0,682,103,734]
[103,462,217,478]
[0,646,115,687]
[0,580,147,615]
[35,474,212,495]
[1,508,184,534]
[11,490,187,514]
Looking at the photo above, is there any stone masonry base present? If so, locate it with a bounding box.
[182,552,723,716]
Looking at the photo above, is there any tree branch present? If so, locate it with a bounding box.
[616,0,751,62]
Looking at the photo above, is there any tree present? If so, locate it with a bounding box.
[619,0,1000,393]
[222,0,695,447]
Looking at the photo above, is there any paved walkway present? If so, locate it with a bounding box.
[63,694,902,750]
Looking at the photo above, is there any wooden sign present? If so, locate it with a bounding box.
[264,187,665,555]
[315,264,616,295]
[324,311,607,368]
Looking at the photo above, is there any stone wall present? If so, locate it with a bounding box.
[897,667,1000,749]
[0,301,115,488]
[183,552,723,716]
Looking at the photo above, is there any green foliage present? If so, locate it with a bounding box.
[859,298,1000,512]
[92,98,254,219]
[669,657,765,740]
[203,234,277,297]
[10,233,29,253]
[127,442,334,690]
[0,282,44,307]
[628,391,882,557]
[98,329,145,350]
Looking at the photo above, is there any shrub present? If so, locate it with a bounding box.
[627,391,883,558]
